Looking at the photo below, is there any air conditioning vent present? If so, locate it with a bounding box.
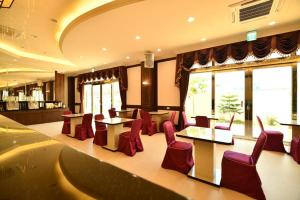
[230,0,284,23]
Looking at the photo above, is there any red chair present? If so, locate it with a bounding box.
[195,116,210,128]
[124,109,138,127]
[215,115,235,144]
[257,116,285,152]
[62,110,72,134]
[290,137,300,164]
[141,110,157,136]
[118,119,143,156]
[93,114,107,146]
[161,121,194,174]
[220,132,267,200]
[109,108,117,118]
[182,111,196,128]
[75,113,94,140]
[159,111,176,132]
[215,114,235,130]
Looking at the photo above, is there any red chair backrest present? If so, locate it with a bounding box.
[139,109,144,119]
[228,114,235,130]
[131,109,138,119]
[182,111,188,126]
[130,119,142,141]
[63,111,72,122]
[109,108,117,118]
[82,113,93,127]
[169,111,176,124]
[195,116,209,128]
[251,132,267,165]
[94,114,106,130]
[163,121,176,146]
[256,116,265,132]
[142,111,151,126]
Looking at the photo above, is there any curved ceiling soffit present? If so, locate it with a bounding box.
[58,0,144,52]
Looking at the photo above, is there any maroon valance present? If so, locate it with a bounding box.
[175,30,300,86]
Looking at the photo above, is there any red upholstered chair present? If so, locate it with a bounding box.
[182,111,196,128]
[220,133,267,200]
[75,113,94,140]
[161,121,194,174]
[118,119,143,156]
[257,116,285,152]
[215,115,235,145]
[290,137,300,164]
[62,110,72,134]
[93,114,107,146]
[159,111,176,132]
[108,108,117,118]
[124,109,138,127]
[215,114,235,130]
[141,110,157,136]
[195,116,210,128]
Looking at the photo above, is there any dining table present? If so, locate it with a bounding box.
[279,120,300,138]
[61,113,84,137]
[176,126,233,186]
[96,117,134,151]
[149,111,169,130]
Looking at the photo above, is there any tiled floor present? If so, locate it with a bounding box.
[28,121,300,200]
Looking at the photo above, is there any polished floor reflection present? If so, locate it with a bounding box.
[28,121,300,200]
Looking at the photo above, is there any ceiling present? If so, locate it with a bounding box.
[0,0,300,87]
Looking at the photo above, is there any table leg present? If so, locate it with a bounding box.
[103,124,124,151]
[69,117,82,137]
[188,140,221,186]
[292,126,300,138]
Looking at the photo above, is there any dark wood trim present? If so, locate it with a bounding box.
[155,57,176,63]
[74,103,81,105]
[157,106,181,111]
[125,64,141,69]
[126,105,142,109]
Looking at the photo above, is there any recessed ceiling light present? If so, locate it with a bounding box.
[200,38,207,41]
[187,16,195,23]
[125,56,130,59]
[135,36,141,40]
[269,21,276,26]
[157,48,161,52]
[101,47,107,51]
[13,58,17,61]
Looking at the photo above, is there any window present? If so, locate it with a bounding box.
[83,81,122,117]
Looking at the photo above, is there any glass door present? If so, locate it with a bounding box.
[215,71,245,136]
[112,81,122,110]
[101,83,112,118]
[253,66,292,141]
[92,85,101,114]
[83,84,92,113]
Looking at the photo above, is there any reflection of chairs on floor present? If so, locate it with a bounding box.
[257,116,285,152]
[220,132,267,200]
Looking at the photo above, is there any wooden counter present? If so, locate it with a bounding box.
[0,108,68,125]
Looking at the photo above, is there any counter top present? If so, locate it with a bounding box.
[0,114,188,200]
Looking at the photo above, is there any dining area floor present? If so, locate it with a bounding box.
[28,121,300,200]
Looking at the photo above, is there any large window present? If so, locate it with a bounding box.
[253,67,292,141]
[83,81,121,117]
[185,72,212,117]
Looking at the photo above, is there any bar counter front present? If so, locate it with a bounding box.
[0,114,188,200]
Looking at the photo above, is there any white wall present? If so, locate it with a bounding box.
[157,60,180,106]
[127,66,141,105]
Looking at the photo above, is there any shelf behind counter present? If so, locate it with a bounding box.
[0,107,69,125]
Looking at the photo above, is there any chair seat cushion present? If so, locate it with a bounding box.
[215,125,230,130]
[224,150,251,165]
[170,141,193,150]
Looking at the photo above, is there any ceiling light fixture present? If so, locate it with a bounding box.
[269,21,276,26]
[101,47,107,51]
[135,35,141,40]
[157,48,161,52]
[187,16,195,23]
[200,38,207,41]
[0,0,14,8]
[125,56,130,59]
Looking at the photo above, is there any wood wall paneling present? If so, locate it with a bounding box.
[68,77,75,113]
[55,71,65,102]
[141,62,157,111]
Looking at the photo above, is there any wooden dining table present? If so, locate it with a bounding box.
[149,111,169,130]
[279,120,300,138]
[96,117,134,151]
[61,113,84,137]
[176,126,233,186]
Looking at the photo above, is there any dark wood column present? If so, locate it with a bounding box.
[141,62,157,111]
[55,71,65,102]
[68,77,75,113]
